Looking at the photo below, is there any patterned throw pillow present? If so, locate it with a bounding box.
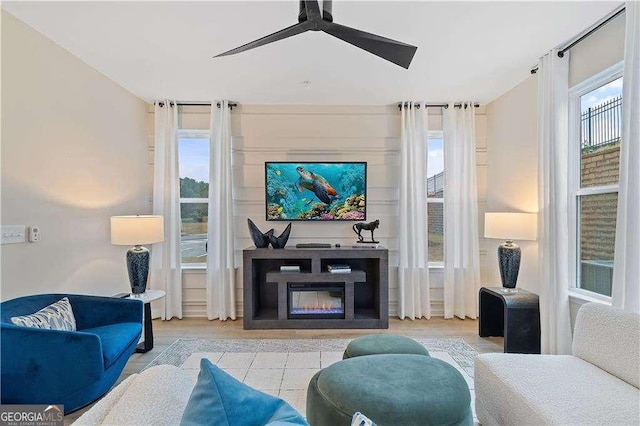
[11,297,77,331]
[352,412,377,426]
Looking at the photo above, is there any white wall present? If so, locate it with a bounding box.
[1,10,149,300]
[569,12,625,87]
[484,12,625,325]
[164,104,487,318]
[484,76,539,294]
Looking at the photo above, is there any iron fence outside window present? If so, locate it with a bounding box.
[581,96,622,152]
[427,171,444,197]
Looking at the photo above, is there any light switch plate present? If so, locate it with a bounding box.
[1,225,26,245]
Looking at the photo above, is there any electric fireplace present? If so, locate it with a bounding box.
[288,283,345,319]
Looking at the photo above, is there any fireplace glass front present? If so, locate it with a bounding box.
[288,283,345,319]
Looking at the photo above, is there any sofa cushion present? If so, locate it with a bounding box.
[83,323,142,369]
[475,353,640,425]
[181,358,307,426]
[10,297,76,331]
[572,303,640,388]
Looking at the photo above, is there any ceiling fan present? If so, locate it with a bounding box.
[214,0,417,69]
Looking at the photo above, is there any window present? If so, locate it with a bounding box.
[427,131,444,265]
[178,130,210,266]
[569,64,623,298]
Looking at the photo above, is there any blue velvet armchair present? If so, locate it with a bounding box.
[1,294,143,413]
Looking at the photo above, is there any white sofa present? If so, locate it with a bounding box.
[475,302,640,425]
[75,365,195,425]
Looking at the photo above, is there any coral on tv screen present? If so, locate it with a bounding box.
[265,162,367,221]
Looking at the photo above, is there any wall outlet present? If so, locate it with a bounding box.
[1,225,26,245]
[29,226,40,243]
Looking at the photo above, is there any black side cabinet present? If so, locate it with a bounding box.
[479,287,541,354]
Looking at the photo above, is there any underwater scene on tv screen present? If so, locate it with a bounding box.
[266,162,366,221]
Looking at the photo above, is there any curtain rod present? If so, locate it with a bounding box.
[397,102,480,111]
[156,101,238,110]
[530,6,625,74]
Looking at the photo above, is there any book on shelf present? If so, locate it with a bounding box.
[328,264,352,273]
[351,244,380,249]
[280,265,300,272]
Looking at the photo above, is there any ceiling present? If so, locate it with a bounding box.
[2,1,620,105]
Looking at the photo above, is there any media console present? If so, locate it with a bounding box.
[243,246,389,329]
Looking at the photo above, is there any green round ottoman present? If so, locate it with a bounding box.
[343,334,429,359]
[307,354,472,426]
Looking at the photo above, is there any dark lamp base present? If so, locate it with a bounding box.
[127,245,150,294]
[498,241,521,289]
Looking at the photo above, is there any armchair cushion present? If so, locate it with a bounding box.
[83,323,143,369]
[10,297,76,331]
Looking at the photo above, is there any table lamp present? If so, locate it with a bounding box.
[111,215,164,294]
[484,212,537,291]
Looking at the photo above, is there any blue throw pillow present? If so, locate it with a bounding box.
[180,359,308,426]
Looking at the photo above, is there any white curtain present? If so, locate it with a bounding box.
[443,104,481,319]
[398,102,431,320]
[150,100,182,320]
[537,49,572,354]
[206,100,236,321]
[612,2,640,314]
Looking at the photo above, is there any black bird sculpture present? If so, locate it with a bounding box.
[247,219,292,249]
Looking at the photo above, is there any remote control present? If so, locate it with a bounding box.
[296,243,332,248]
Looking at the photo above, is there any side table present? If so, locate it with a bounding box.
[128,290,166,353]
[479,287,541,354]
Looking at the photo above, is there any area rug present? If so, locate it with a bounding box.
[145,337,478,375]
[144,337,478,418]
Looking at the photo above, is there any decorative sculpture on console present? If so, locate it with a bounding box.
[247,219,291,249]
[247,219,273,248]
[269,223,292,249]
[353,219,380,243]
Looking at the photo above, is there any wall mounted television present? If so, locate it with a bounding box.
[265,162,367,221]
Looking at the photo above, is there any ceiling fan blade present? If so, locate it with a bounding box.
[322,22,417,69]
[214,22,309,57]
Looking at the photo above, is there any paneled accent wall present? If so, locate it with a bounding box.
[148,104,487,318]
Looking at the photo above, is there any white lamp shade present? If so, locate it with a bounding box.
[484,212,537,241]
[111,215,164,246]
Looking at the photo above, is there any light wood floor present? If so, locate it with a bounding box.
[66,317,503,424]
